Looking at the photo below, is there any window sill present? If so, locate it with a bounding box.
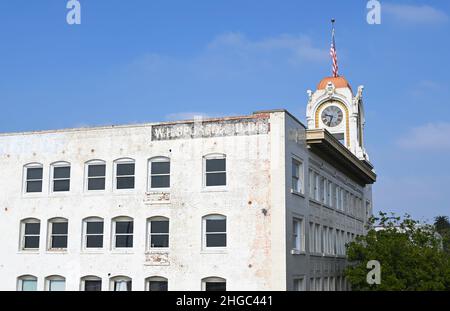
[200,249,227,254]
[309,198,322,205]
[111,250,135,255]
[46,249,68,254]
[18,250,40,254]
[290,189,304,198]
[81,249,105,254]
[309,252,324,257]
[22,193,45,199]
[201,187,228,193]
[291,249,306,255]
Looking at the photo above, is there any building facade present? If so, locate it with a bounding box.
[0,76,375,291]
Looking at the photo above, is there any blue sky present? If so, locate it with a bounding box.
[0,1,449,221]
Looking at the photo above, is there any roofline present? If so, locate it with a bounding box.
[0,109,305,137]
[253,109,307,129]
[306,128,376,185]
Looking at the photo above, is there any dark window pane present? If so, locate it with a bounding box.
[206,159,226,172]
[116,221,133,233]
[86,235,103,248]
[25,223,40,235]
[88,165,105,177]
[149,281,168,291]
[206,219,226,232]
[205,282,226,291]
[27,181,42,193]
[24,236,40,249]
[54,180,70,192]
[151,221,169,233]
[87,222,103,234]
[85,280,101,291]
[206,172,226,186]
[88,178,105,190]
[117,163,135,176]
[54,166,70,179]
[117,177,134,189]
[151,175,170,188]
[52,222,68,234]
[115,235,133,248]
[151,235,169,248]
[206,233,226,247]
[27,168,43,180]
[292,162,298,177]
[151,161,170,174]
[51,236,68,248]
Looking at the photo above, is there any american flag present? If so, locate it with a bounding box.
[330,20,338,77]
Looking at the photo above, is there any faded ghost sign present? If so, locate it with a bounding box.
[151,117,269,141]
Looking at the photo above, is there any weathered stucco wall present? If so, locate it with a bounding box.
[0,115,281,291]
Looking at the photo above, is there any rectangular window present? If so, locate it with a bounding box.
[26,167,43,193]
[292,159,302,193]
[309,169,314,198]
[205,158,226,186]
[293,278,304,291]
[116,163,135,189]
[323,277,329,291]
[323,226,328,254]
[115,221,133,248]
[315,278,321,291]
[50,221,68,249]
[309,222,315,253]
[149,219,169,248]
[205,217,226,248]
[292,219,303,251]
[87,164,106,191]
[315,224,321,253]
[85,221,104,248]
[23,222,40,249]
[84,280,102,291]
[53,166,70,192]
[309,278,315,291]
[314,173,320,201]
[150,160,170,188]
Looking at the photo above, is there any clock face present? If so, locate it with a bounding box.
[321,106,343,127]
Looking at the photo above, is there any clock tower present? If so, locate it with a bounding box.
[306,76,369,161]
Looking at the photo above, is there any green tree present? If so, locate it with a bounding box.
[344,212,450,291]
[434,215,450,254]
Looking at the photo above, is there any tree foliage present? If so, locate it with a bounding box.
[434,216,450,254]
[344,212,450,291]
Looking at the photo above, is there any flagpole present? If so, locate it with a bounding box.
[330,18,339,77]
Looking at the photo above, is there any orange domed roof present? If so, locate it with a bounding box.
[317,76,352,92]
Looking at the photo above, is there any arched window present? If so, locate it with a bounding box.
[17,275,38,291]
[112,216,134,249]
[203,154,226,187]
[50,161,71,192]
[148,157,170,190]
[47,217,68,250]
[202,214,226,249]
[23,163,43,193]
[85,160,106,191]
[80,275,102,291]
[20,218,40,251]
[45,275,65,291]
[82,217,104,249]
[146,276,168,291]
[201,277,226,291]
[147,216,169,249]
[110,276,132,291]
